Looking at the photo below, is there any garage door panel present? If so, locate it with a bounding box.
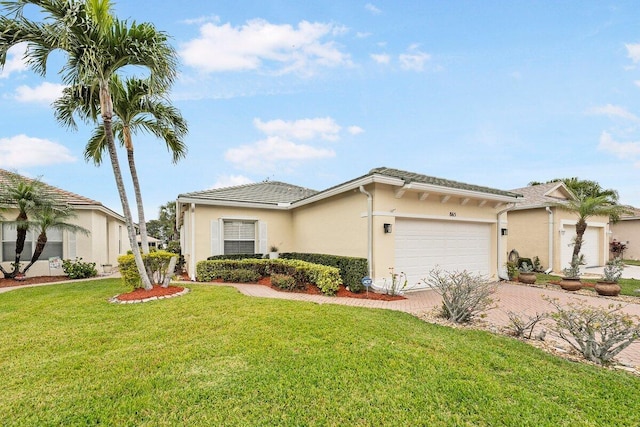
[560,226,600,268]
[395,219,490,289]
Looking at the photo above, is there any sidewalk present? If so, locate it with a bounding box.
[198,280,640,371]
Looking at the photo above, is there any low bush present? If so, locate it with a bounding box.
[62,257,98,279]
[546,297,640,364]
[197,259,269,282]
[280,252,367,292]
[220,268,261,283]
[423,268,496,323]
[271,273,299,290]
[207,254,265,260]
[505,311,549,340]
[118,250,179,289]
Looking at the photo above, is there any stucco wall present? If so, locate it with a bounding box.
[611,220,639,260]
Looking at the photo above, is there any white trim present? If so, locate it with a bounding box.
[362,211,498,224]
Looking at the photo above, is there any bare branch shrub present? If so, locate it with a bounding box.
[424,268,496,323]
[505,311,549,339]
[545,297,640,364]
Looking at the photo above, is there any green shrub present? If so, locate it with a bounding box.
[118,250,179,290]
[207,254,265,260]
[280,252,367,292]
[271,273,299,291]
[220,268,261,283]
[196,259,269,282]
[517,257,532,270]
[62,257,98,279]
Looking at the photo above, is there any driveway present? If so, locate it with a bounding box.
[584,264,640,280]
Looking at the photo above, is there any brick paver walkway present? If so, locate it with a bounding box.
[205,280,640,370]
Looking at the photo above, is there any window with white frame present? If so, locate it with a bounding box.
[2,223,63,262]
[223,220,256,255]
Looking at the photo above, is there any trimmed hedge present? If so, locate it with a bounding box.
[207,253,265,260]
[280,252,368,293]
[196,258,342,296]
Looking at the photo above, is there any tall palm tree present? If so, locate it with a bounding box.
[0,0,178,289]
[21,202,90,274]
[55,75,187,255]
[555,194,629,261]
[0,172,55,278]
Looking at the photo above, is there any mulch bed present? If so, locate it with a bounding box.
[0,276,69,288]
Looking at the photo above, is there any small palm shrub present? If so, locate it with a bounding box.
[423,268,496,323]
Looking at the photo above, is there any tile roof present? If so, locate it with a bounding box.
[368,167,522,198]
[508,181,574,209]
[0,169,103,207]
[178,180,319,205]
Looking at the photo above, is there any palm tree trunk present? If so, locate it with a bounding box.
[100,83,153,290]
[572,218,587,259]
[21,232,46,274]
[126,145,150,254]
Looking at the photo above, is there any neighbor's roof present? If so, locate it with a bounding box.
[0,169,124,219]
[508,181,575,210]
[177,180,319,206]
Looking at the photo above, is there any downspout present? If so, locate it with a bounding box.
[190,203,196,281]
[545,207,554,274]
[359,186,373,278]
[497,203,516,280]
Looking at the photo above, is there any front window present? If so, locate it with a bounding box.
[2,223,63,262]
[223,220,256,255]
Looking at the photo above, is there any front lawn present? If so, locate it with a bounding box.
[1,279,639,426]
[534,273,640,297]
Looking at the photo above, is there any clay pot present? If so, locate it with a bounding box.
[595,281,621,297]
[559,278,582,291]
[518,272,536,284]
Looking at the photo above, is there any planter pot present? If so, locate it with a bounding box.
[102,264,113,274]
[595,281,621,297]
[268,252,279,259]
[518,272,536,284]
[559,277,582,291]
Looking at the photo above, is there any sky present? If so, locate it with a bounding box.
[2,1,640,219]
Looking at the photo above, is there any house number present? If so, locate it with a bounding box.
[449,212,457,217]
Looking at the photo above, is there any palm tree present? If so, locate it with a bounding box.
[555,194,629,261]
[55,75,187,255]
[0,172,55,278]
[21,202,90,274]
[0,0,178,289]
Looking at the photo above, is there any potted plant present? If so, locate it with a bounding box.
[595,258,623,296]
[518,261,536,284]
[269,245,279,259]
[559,254,584,291]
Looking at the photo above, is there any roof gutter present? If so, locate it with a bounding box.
[497,203,517,280]
[359,185,373,279]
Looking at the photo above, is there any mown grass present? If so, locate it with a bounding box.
[534,272,640,297]
[1,279,640,426]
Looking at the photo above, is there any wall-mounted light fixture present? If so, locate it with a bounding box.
[384,223,392,234]
[560,229,565,235]
[501,228,508,236]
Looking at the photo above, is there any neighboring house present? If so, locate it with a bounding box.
[610,206,640,260]
[507,182,611,273]
[176,167,521,290]
[0,170,131,277]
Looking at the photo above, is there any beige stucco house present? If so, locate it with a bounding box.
[0,170,131,277]
[507,182,611,273]
[176,167,522,291]
[610,207,640,260]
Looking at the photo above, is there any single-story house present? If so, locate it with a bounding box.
[507,181,611,273]
[176,167,522,290]
[610,206,640,260]
[0,169,132,277]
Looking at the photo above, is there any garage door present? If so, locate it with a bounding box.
[395,219,491,289]
[561,226,600,268]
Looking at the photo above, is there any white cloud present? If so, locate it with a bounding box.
[589,104,639,121]
[356,32,372,39]
[13,82,66,104]
[0,43,28,79]
[399,44,431,71]
[626,43,640,64]
[225,136,335,171]
[365,3,382,15]
[371,53,391,64]
[180,19,352,75]
[0,135,76,167]
[635,80,640,88]
[210,175,253,189]
[597,132,640,164]
[181,15,220,25]
[254,117,341,141]
[348,125,364,135]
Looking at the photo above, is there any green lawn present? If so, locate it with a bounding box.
[1,279,640,426]
[534,272,640,297]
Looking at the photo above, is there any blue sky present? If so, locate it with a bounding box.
[2,1,640,218]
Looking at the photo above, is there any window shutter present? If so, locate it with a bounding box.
[68,231,77,259]
[258,221,267,254]
[211,219,222,256]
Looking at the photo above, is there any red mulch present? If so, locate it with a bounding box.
[115,285,185,301]
[0,276,69,288]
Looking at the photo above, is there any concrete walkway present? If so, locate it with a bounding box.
[197,280,640,370]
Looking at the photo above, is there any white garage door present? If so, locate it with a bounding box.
[395,219,491,289]
[561,226,600,268]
